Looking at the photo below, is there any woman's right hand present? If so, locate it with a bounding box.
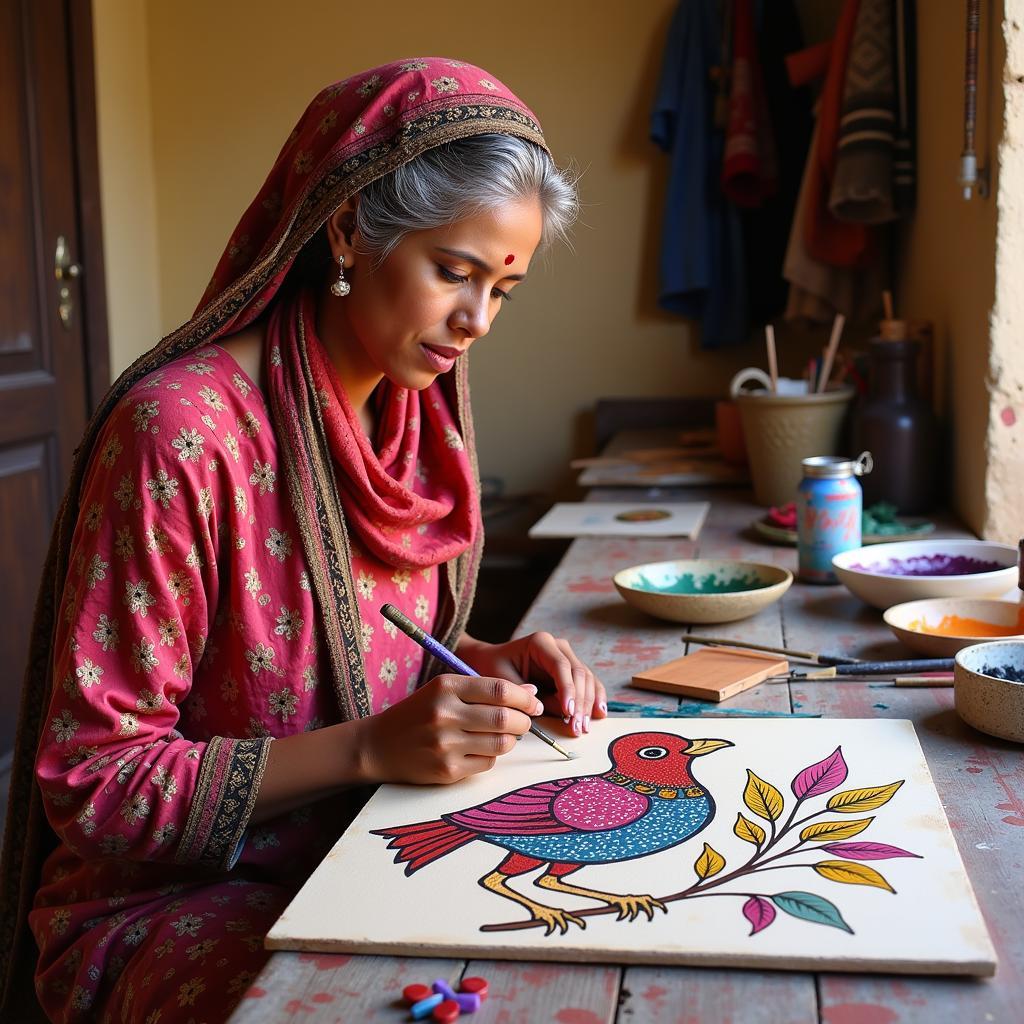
[358,674,544,785]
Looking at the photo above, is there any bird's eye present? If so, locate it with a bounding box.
[636,746,669,760]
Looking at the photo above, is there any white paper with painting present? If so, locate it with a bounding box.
[266,718,996,976]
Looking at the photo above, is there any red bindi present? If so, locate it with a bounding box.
[504,254,515,265]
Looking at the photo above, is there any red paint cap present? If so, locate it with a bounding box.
[459,976,488,998]
[432,998,461,1022]
[404,983,432,1005]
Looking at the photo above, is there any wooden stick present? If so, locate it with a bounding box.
[894,674,954,687]
[684,635,862,665]
[765,324,779,394]
[882,289,895,320]
[817,313,845,393]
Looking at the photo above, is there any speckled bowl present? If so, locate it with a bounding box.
[884,598,1024,657]
[832,539,1019,610]
[954,641,1024,743]
[613,559,792,624]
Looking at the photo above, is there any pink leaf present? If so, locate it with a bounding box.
[791,746,848,799]
[742,895,776,935]
[821,841,921,860]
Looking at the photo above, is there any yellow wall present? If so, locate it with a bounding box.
[898,2,1003,534]
[91,0,163,378]
[132,0,786,494]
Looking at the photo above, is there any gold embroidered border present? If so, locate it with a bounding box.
[177,736,273,868]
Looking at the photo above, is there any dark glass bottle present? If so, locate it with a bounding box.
[853,338,937,514]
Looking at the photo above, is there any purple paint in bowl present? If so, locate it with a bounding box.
[848,553,1005,577]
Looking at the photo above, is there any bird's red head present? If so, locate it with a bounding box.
[608,731,733,787]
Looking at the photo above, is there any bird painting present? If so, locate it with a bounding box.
[372,731,733,934]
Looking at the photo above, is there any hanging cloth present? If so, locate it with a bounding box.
[721,0,779,206]
[651,0,748,349]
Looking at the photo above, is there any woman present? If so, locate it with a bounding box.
[1,58,606,1023]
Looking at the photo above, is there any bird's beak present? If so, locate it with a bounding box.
[686,738,734,757]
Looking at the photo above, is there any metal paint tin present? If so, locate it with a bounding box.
[797,453,873,584]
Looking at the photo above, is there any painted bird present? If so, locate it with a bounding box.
[372,731,732,934]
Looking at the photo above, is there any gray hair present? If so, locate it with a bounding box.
[354,134,578,264]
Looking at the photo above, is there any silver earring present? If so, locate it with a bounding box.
[330,254,351,297]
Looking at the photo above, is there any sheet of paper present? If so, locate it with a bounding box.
[528,502,710,539]
[267,718,996,976]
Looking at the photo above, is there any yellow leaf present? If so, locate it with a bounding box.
[814,859,896,893]
[743,769,784,822]
[800,817,873,842]
[694,842,726,879]
[826,781,904,813]
[734,812,766,846]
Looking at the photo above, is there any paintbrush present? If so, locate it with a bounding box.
[765,324,779,394]
[683,635,862,666]
[379,603,577,761]
[768,671,955,686]
[816,313,845,393]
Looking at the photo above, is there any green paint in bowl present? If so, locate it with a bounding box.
[633,571,772,595]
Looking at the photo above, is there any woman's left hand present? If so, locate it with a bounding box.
[457,633,608,736]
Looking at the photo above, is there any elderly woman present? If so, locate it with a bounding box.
[1,58,606,1023]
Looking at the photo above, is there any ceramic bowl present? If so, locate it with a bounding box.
[954,640,1024,743]
[884,598,1024,657]
[613,559,792,624]
[831,539,1019,610]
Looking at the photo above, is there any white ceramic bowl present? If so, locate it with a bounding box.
[884,598,1024,657]
[613,559,792,624]
[832,539,1018,610]
[954,640,1024,743]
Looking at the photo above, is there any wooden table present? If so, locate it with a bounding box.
[228,489,1023,1023]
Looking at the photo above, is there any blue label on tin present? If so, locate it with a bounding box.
[797,476,862,584]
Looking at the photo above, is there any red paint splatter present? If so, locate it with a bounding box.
[996,803,1024,826]
[504,253,515,265]
[243,986,266,999]
[611,637,665,660]
[1001,406,1016,426]
[298,952,351,970]
[567,576,614,594]
[642,984,667,1001]
[966,766,983,774]
[312,992,335,1003]
[823,1004,899,1024]
[556,1009,604,1024]
[285,998,314,1014]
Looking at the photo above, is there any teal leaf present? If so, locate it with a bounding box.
[771,891,854,934]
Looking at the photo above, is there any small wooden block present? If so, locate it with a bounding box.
[631,646,789,702]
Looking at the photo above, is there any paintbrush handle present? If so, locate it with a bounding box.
[684,635,861,665]
[834,658,955,675]
[379,604,575,760]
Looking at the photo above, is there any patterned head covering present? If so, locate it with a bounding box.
[0,58,549,1009]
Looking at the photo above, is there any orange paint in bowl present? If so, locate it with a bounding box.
[908,607,1024,637]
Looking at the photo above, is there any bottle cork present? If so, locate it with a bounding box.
[878,319,909,341]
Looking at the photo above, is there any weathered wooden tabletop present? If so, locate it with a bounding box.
[229,489,1022,1024]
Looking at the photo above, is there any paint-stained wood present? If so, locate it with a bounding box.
[464,959,619,1023]
[620,966,818,1022]
[227,484,1022,1023]
[228,953,462,1022]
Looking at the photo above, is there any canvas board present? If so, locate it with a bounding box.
[528,501,710,539]
[266,718,996,977]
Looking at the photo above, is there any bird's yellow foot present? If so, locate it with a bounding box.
[536,876,667,922]
[531,904,587,936]
[481,870,586,934]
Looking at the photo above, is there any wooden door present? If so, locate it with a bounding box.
[0,0,109,762]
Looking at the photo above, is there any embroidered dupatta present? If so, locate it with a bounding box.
[0,57,549,1008]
